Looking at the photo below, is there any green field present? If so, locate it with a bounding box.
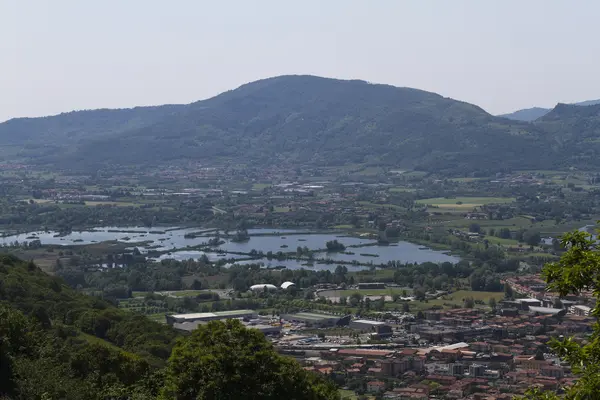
[333,224,354,229]
[402,290,505,311]
[358,201,406,211]
[339,389,358,400]
[132,289,213,298]
[416,197,515,208]
[85,201,138,206]
[389,187,416,193]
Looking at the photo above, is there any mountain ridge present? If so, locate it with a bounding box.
[499,99,600,122]
[0,75,598,174]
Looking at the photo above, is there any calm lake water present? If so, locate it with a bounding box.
[314,241,458,264]
[0,226,459,268]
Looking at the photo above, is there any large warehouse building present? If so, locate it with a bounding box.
[166,309,256,325]
[349,319,393,338]
[281,312,342,328]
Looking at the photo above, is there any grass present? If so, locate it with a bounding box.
[170,290,209,297]
[483,235,520,246]
[333,224,354,229]
[85,201,137,206]
[358,201,406,211]
[79,332,123,350]
[273,206,291,213]
[131,290,212,298]
[339,389,358,400]
[448,177,485,182]
[399,290,505,312]
[389,187,415,193]
[451,290,505,301]
[357,166,384,176]
[416,197,515,206]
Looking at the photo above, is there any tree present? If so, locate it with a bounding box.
[191,279,202,290]
[469,223,481,233]
[504,283,513,299]
[161,319,339,400]
[524,230,541,247]
[517,229,600,399]
[488,297,497,309]
[463,297,475,308]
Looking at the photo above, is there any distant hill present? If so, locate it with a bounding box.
[498,107,550,122]
[500,99,600,122]
[1,75,600,174]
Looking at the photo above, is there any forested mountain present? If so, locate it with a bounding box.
[1,75,600,174]
[0,255,339,400]
[534,103,600,167]
[498,107,550,122]
[500,99,600,121]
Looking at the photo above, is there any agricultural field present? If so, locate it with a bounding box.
[416,196,515,209]
[339,389,358,400]
[399,290,505,311]
[388,187,415,193]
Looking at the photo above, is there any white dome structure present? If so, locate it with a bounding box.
[250,284,277,292]
[281,281,296,289]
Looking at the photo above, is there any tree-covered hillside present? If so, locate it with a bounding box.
[1,75,600,174]
[0,255,339,400]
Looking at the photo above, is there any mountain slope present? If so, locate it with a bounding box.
[499,107,550,122]
[0,254,178,398]
[500,99,600,121]
[535,103,600,167]
[0,75,590,174]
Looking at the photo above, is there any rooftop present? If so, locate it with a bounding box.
[352,319,385,325]
[170,309,255,320]
[288,312,338,321]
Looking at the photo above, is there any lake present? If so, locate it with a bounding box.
[0,226,459,268]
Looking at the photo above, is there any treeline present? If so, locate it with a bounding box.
[0,198,214,231]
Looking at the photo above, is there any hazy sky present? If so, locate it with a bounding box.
[2,0,600,122]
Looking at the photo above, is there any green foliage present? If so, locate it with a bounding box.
[0,75,587,175]
[518,227,600,399]
[161,319,340,400]
[0,255,178,399]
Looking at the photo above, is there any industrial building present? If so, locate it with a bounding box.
[281,312,341,327]
[281,281,296,289]
[166,309,256,325]
[250,284,277,292]
[172,319,281,336]
[349,319,393,338]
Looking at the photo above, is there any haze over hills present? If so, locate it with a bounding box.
[1,75,599,174]
[499,99,600,122]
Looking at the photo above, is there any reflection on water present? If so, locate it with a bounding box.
[1,226,460,269]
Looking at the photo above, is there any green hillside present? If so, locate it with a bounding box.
[1,75,600,174]
[0,255,339,400]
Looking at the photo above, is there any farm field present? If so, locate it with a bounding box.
[416,197,515,208]
[402,290,505,311]
[132,289,217,298]
[339,389,358,400]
